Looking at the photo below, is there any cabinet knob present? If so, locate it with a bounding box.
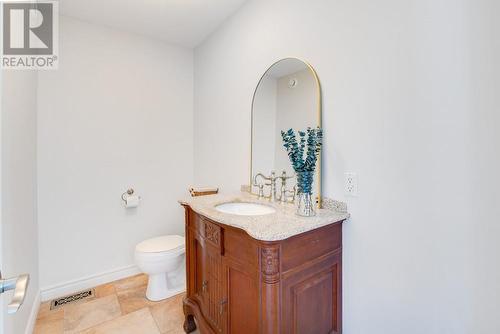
[219,298,227,315]
[202,280,208,292]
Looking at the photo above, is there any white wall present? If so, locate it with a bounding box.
[1,70,39,333]
[466,1,500,331]
[194,0,500,333]
[37,17,193,290]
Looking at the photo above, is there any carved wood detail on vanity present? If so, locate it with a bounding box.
[204,221,221,246]
[181,204,345,334]
[260,246,280,283]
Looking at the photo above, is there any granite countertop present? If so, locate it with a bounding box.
[179,192,349,242]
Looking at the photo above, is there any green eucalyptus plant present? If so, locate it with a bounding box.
[281,127,323,194]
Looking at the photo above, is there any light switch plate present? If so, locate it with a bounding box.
[344,172,358,196]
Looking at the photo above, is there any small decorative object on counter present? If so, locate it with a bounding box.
[189,186,219,197]
[281,127,323,217]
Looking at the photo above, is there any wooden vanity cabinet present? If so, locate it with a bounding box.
[182,205,344,334]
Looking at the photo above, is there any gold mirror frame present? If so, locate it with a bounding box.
[249,57,323,207]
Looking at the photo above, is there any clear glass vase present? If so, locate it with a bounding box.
[296,192,316,217]
[296,171,316,217]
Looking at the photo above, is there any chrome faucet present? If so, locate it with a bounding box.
[253,172,268,199]
[254,171,278,201]
[253,170,295,203]
[267,171,278,201]
[278,171,295,204]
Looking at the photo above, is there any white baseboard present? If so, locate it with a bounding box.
[40,265,140,302]
[25,291,40,334]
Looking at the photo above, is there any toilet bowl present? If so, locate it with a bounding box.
[134,235,186,301]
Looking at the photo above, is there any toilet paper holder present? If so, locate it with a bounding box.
[121,188,141,205]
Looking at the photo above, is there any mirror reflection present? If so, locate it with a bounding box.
[250,58,321,204]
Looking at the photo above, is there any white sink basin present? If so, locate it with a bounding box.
[215,202,276,216]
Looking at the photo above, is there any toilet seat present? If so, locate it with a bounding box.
[136,235,185,254]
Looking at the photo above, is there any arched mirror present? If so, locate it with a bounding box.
[250,58,322,206]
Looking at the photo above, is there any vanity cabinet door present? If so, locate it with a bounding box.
[281,253,342,334]
[205,244,226,333]
[193,236,209,313]
[224,263,259,334]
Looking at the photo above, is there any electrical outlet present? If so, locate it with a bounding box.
[344,172,358,196]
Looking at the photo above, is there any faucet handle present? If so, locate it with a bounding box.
[280,170,295,180]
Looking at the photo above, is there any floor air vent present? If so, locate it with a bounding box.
[50,289,95,310]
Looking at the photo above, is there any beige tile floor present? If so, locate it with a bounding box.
[34,274,199,334]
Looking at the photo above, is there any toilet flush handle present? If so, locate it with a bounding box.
[0,271,30,314]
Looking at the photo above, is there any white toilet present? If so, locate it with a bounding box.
[134,235,186,301]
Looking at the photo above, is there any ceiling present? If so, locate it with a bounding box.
[59,0,249,48]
